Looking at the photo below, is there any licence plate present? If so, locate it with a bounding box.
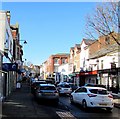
[99,103,107,106]
[44,93,52,95]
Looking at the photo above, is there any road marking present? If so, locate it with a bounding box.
[56,111,76,119]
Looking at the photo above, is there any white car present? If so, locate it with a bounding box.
[70,86,114,111]
[57,82,72,95]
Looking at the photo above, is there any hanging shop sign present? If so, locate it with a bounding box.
[2,63,18,71]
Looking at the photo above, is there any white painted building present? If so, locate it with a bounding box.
[88,42,120,92]
[80,39,95,71]
[0,11,13,62]
[0,11,14,100]
[58,63,70,82]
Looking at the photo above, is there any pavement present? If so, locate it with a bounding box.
[1,82,120,119]
[110,92,120,109]
[1,82,61,119]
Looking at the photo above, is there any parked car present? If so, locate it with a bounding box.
[34,84,59,104]
[31,80,47,94]
[57,82,72,95]
[70,86,114,111]
[68,83,79,92]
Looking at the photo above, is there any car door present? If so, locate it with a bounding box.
[73,88,82,103]
[77,87,87,104]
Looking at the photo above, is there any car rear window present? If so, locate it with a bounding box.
[60,84,70,88]
[89,89,108,95]
[40,86,56,90]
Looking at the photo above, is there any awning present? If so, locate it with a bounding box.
[68,73,76,77]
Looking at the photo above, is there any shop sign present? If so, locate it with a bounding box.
[80,70,97,76]
[2,63,18,71]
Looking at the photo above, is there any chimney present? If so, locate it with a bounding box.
[6,11,10,25]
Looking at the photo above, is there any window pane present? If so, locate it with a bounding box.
[89,89,107,95]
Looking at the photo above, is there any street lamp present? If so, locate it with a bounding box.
[19,40,27,44]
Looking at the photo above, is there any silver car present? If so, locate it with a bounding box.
[35,84,59,104]
[57,82,72,95]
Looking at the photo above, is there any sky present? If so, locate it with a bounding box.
[1,2,98,65]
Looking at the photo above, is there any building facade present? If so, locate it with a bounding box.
[78,34,120,93]
[0,11,15,100]
[0,10,24,100]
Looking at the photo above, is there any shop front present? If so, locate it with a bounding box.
[98,68,120,93]
[79,70,97,86]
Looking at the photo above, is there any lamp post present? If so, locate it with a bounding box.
[19,40,27,44]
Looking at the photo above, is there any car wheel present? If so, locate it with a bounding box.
[70,95,74,104]
[82,100,87,109]
[106,107,113,112]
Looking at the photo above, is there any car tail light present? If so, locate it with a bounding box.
[87,94,97,97]
[108,94,113,99]
[54,90,58,93]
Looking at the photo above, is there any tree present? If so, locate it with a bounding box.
[85,1,120,45]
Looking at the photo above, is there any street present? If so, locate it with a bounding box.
[59,95,120,119]
[2,83,120,119]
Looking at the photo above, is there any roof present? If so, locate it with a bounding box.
[83,39,95,45]
[75,44,80,48]
[55,53,69,56]
[89,43,119,59]
[70,47,74,51]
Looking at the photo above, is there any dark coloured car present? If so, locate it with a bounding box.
[35,84,59,104]
[31,80,47,94]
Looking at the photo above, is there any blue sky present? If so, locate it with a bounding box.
[2,2,97,65]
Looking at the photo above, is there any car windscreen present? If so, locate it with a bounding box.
[89,89,108,95]
[60,84,70,88]
[40,86,56,90]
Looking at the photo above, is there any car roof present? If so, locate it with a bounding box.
[32,80,46,84]
[39,83,55,87]
[82,86,107,90]
[58,82,70,85]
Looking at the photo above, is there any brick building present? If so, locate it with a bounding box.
[40,53,70,80]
